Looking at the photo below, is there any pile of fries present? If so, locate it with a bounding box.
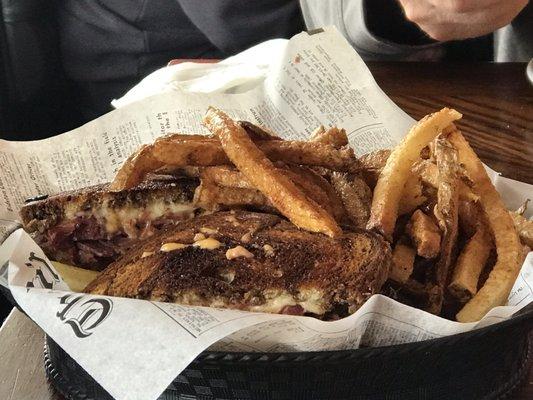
[367,108,531,322]
[110,107,367,238]
[110,107,532,322]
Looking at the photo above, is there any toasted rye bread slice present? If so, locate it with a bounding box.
[19,176,198,270]
[85,211,391,318]
[20,177,198,232]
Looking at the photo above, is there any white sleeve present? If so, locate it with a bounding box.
[493,3,532,62]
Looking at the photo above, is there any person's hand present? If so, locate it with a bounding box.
[397,0,529,41]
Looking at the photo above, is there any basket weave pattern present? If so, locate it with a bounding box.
[44,310,532,400]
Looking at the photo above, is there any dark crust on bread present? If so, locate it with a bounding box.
[19,177,198,232]
[85,211,391,316]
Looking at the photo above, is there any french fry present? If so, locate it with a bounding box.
[239,121,282,141]
[310,126,349,148]
[367,108,462,240]
[281,167,338,219]
[109,144,164,191]
[203,107,342,237]
[359,149,391,188]
[113,130,361,190]
[200,166,255,190]
[199,165,345,223]
[510,210,533,248]
[285,165,347,224]
[448,226,492,302]
[153,136,229,167]
[414,160,478,202]
[390,243,416,283]
[398,171,426,215]
[260,140,360,173]
[194,181,272,211]
[427,136,460,314]
[406,210,441,258]
[458,200,480,238]
[521,244,531,265]
[449,131,522,322]
[329,172,371,228]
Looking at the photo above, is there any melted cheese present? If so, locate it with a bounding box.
[263,244,274,256]
[160,243,187,252]
[193,233,206,241]
[200,227,218,235]
[226,246,253,260]
[249,288,326,315]
[65,200,195,236]
[165,287,326,316]
[193,238,222,250]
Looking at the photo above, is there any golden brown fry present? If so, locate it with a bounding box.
[281,167,337,219]
[390,243,416,283]
[153,136,229,166]
[329,172,371,228]
[109,144,165,191]
[114,129,360,191]
[200,165,346,224]
[449,131,523,322]
[261,140,360,173]
[458,200,484,238]
[203,107,342,237]
[516,199,529,215]
[310,125,325,138]
[154,136,359,171]
[520,244,531,265]
[285,165,347,224]
[310,126,349,148]
[510,210,533,248]
[200,166,255,190]
[428,136,461,314]
[367,108,462,240]
[414,160,478,202]
[359,149,391,188]
[239,121,282,141]
[398,172,426,215]
[194,181,271,211]
[448,226,492,302]
[406,210,441,259]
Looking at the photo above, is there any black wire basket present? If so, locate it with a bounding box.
[2,285,532,400]
[45,306,532,400]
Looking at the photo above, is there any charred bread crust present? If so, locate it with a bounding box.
[19,177,199,233]
[85,211,391,317]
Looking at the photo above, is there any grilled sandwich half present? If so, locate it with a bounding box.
[85,211,391,318]
[20,176,198,271]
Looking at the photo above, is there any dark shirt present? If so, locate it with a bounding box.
[57,0,305,120]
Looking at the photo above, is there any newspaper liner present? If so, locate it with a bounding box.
[0,28,531,400]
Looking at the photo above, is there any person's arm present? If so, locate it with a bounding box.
[494,2,532,61]
[300,0,444,61]
[300,0,528,61]
[396,0,529,42]
[176,0,305,56]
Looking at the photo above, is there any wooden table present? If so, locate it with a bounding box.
[370,62,533,184]
[0,62,532,400]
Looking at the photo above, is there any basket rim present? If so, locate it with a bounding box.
[44,331,532,400]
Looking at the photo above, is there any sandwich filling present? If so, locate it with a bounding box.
[20,177,198,270]
[85,211,391,318]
